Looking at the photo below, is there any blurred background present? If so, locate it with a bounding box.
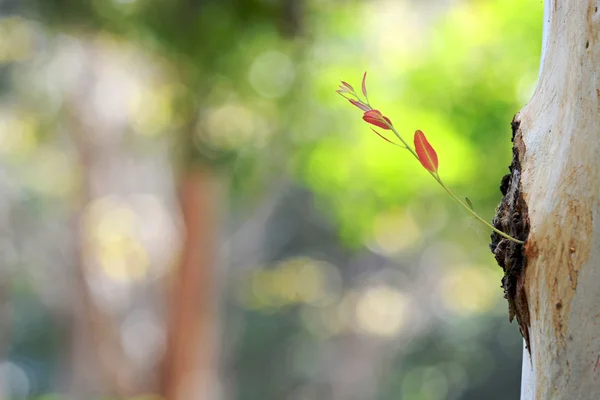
[0,0,542,399]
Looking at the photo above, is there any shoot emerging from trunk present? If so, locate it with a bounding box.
[336,72,524,245]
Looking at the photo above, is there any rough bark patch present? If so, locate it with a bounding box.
[528,197,592,354]
[490,116,531,351]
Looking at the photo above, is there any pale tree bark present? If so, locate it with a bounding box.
[491,1,600,399]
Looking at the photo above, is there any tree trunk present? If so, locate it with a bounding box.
[161,168,220,400]
[493,1,600,398]
[64,44,220,399]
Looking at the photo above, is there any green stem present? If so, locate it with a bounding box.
[433,175,524,244]
[344,84,523,244]
[384,124,524,245]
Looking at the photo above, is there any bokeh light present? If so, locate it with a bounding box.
[249,51,296,99]
[355,285,410,337]
[440,266,502,316]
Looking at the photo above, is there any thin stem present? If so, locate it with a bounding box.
[340,90,368,105]
[433,175,524,244]
[384,123,524,245]
[341,78,524,244]
[388,125,418,158]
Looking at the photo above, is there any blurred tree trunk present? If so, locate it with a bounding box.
[68,91,139,397]
[492,1,600,398]
[66,48,221,398]
[162,168,220,400]
[69,119,221,400]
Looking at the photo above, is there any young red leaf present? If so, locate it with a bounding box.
[349,99,371,111]
[363,110,392,130]
[414,129,438,173]
[341,81,354,91]
[361,72,368,98]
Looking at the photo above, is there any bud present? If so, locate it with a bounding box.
[362,110,392,130]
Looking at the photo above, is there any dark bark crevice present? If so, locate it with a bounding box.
[490,116,531,352]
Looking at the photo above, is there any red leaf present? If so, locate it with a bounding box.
[361,72,368,98]
[349,99,371,111]
[341,81,354,91]
[414,130,438,173]
[363,110,392,130]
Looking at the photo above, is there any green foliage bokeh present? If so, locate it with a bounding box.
[16,0,543,246]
